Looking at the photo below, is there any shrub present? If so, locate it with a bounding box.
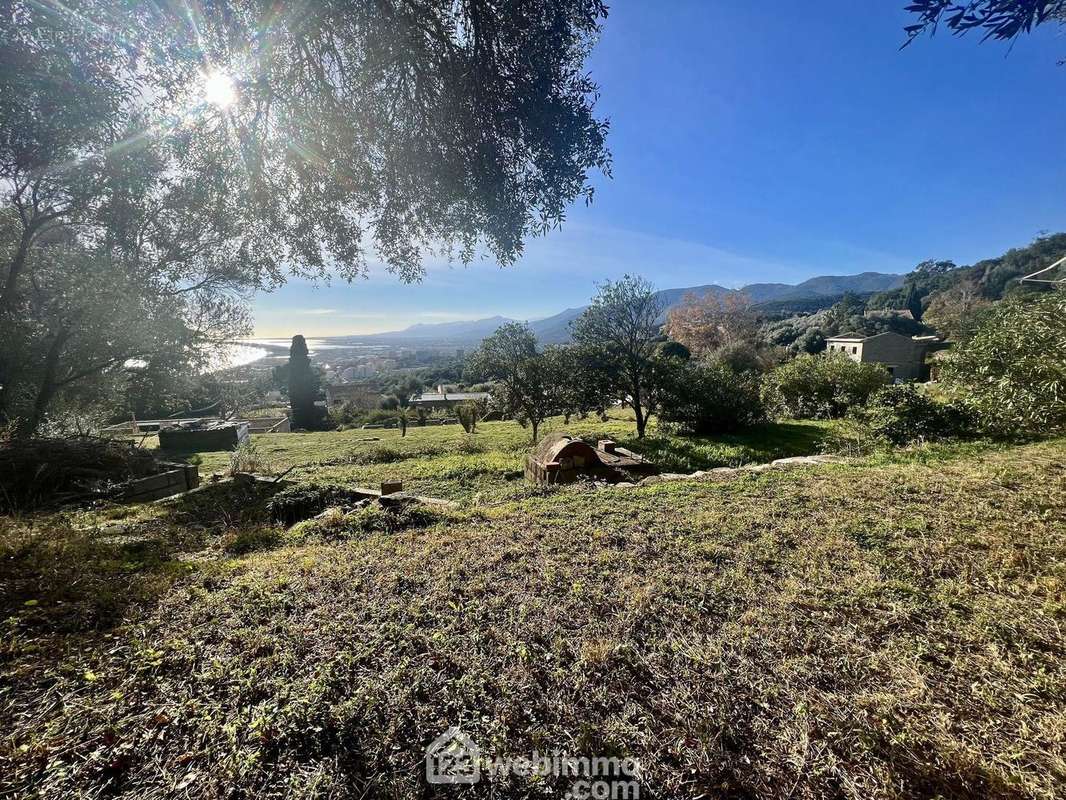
[227,440,275,476]
[853,384,974,445]
[267,483,371,525]
[762,353,889,419]
[709,341,783,374]
[657,360,765,434]
[327,406,397,429]
[456,400,487,433]
[941,291,1066,436]
[349,444,404,464]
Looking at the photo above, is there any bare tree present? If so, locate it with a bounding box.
[570,275,664,438]
[665,291,759,357]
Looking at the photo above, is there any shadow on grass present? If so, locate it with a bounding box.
[619,421,832,472]
[161,479,284,528]
[0,481,287,636]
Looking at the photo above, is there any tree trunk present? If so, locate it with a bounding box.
[531,419,539,444]
[0,226,34,319]
[0,228,36,423]
[17,326,70,437]
[632,384,646,438]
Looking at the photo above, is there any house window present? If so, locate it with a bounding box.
[852,346,858,354]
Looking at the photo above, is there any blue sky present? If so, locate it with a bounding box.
[252,1,1066,336]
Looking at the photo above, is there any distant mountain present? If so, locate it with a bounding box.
[783,271,906,299]
[351,272,904,346]
[367,315,516,342]
[528,307,587,343]
[741,272,905,304]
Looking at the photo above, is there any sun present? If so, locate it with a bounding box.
[202,70,237,108]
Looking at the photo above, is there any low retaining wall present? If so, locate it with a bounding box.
[119,463,199,502]
[244,417,290,433]
[607,455,845,488]
[104,416,290,435]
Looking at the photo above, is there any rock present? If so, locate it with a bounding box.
[314,506,347,520]
[770,456,820,469]
[377,492,417,511]
[614,481,636,488]
[639,476,663,485]
[659,473,689,481]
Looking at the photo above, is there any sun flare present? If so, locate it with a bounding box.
[202,70,237,108]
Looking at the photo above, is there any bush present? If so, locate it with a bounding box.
[762,353,889,419]
[348,444,404,464]
[942,291,1066,436]
[853,384,974,446]
[328,405,395,429]
[657,360,765,434]
[267,483,371,525]
[227,440,275,476]
[709,342,783,374]
[456,400,485,433]
[0,437,160,512]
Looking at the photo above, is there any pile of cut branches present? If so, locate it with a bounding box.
[0,437,161,512]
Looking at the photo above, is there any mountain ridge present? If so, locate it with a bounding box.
[342,271,904,345]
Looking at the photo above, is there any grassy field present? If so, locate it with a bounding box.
[162,413,838,503]
[1,419,1064,799]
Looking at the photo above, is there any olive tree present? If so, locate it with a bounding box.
[468,323,558,443]
[0,0,611,432]
[903,1,1065,46]
[942,291,1066,435]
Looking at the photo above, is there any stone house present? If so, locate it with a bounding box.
[824,331,938,381]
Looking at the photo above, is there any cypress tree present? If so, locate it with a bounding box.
[905,284,924,322]
[288,335,320,430]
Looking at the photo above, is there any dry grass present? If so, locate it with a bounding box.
[0,433,1063,799]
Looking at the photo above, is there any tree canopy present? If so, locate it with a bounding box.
[468,322,557,443]
[943,291,1066,434]
[903,1,1066,46]
[0,0,611,433]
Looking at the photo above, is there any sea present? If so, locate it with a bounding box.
[211,338,376,372]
